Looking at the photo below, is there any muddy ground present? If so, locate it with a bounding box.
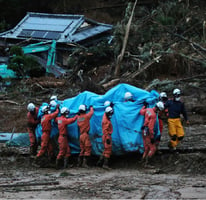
[0,124,206,199]
[0,76,206,199]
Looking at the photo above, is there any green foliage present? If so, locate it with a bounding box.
[112,0,198,75]
[24,56,46,77]
[67,41,114,71]
[8,50,45,78]
[156,15,175,26]
[8,55,26,78]
[9,46,23,56]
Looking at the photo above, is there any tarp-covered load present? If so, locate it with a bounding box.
[36,83,160,155]
[7,83,160,155]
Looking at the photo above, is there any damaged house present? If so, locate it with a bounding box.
[0,12,113,77]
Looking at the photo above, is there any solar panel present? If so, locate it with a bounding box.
[45,32,61,40]
[18,30,33,38]
[32,31,47,38]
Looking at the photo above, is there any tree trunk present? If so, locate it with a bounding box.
[114,0,138,77]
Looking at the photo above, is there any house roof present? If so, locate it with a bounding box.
[0,12,113,44]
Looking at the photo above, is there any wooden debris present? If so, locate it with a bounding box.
[0,100,19,105]
[0,181,59,187]
[37,81,65,87]
[102,78,120,89]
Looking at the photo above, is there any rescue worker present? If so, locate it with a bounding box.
[165,88,189,151]
[49,100,60,159]
[77,105,94,168]
[35,104,60,164]
[97,106,114,169]
[158,92,168,134]
[27,103,40,156]
[104,100,111,107]
[156,92,168,151]
[140,101,164,162]
[104,100,114,108]
[50,95,58,104]
[124,92,134,102]
[55,107,77,169]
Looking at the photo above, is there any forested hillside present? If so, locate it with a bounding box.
[1,0,206,131]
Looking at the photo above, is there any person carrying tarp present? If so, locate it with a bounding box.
[97,106,114,169]
[50,95,58,104]
[55,107,77,169]
[27,103,40,156]
[77,105,94,168]
[35,104,59,164]
[124,92,135,102]
[155,92,168,152]
[140,101,164,162]
[165,88,189,152]
[49,100,60,160]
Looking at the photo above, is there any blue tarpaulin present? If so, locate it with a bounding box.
[35,83,160,156]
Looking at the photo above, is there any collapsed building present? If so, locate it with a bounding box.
[0,12,113,77]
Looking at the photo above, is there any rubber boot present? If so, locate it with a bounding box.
[96,155,104,167]
[102,157,111,170]
[34,155,42,164]
[77,156,83,167]
[30,145,37,157]
[56,159,61,170]
[64,158,68,169]
[33,144,38,156]
[30,146,34,158]
[82,156,89,168]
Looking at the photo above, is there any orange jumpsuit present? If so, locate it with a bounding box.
[56,115,77,160]
[27,107,39,154]
[37,108,59,158]
[140,106,157,159]
[156,107,168,145]
[102,113,113,158]
[77,107,94,156]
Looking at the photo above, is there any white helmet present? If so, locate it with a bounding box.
[160,92,167,98]
[104,100,111,107]
[124,92,133,100]
[42,105,50,113]
[61,107,69,115]
[105,106,113,114]
[27,103,35,112]
[50,100,57,107]
[156,101,164,111]
[50,95,57,101]
[79,104,86,112]
[173,88,181,96]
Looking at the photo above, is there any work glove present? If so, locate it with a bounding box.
[151,138,155,144]
[106,139,111,145]
[143,101,148,108]
[110,102,114,108]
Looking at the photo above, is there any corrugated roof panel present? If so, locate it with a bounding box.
[22,23,66,32]
[71,25,112,42]
[0,12,113,43]
[23,15,80,32]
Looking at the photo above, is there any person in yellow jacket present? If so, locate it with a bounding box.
[165,88,189,151]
